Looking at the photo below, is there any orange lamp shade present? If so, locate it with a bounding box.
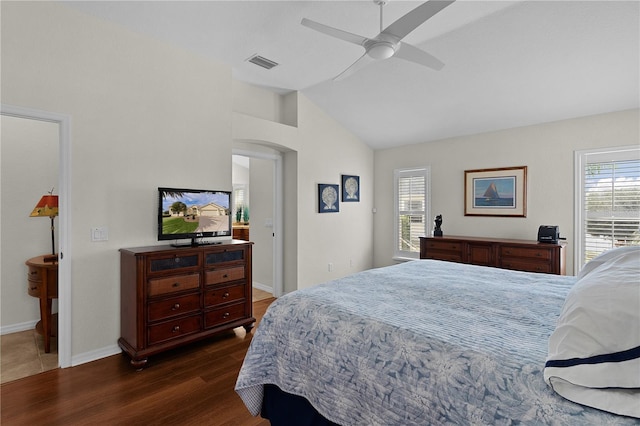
[30,195,59,218]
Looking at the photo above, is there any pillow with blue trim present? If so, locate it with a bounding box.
[544,246,640,419]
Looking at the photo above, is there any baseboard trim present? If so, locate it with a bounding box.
[71,344,121,367]
[252,281,273,293]
[1,320,38,335]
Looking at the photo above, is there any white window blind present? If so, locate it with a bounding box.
[576,146,640,272]
[394,167,430,259]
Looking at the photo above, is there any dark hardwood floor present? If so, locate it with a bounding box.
[1,298,275,425]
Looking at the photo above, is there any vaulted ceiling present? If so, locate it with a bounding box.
[63,1,639,150]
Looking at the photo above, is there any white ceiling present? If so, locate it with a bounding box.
[63,1,639,150]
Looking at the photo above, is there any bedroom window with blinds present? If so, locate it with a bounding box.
[394,167,430,259]
[575,146,640,273]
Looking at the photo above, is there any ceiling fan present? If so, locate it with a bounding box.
[301,0,455,81]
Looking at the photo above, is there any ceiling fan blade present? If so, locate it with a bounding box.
[382,0,455,40]
[301,18,369,47]
[394,42,445,70]
[333,53,376,81]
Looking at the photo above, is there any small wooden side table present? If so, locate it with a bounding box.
[25,255,58,353]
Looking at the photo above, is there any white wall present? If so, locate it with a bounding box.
[2,2,376,363]
[296,95,375,289]
[1,116,59,331]
[373,109,640,274]
[1,2,232,360]
[231,85,376,292]
[232,80,295,127]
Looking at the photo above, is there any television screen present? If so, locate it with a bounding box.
[158,187,232,245]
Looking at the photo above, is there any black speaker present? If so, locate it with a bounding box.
[538,225,559,243]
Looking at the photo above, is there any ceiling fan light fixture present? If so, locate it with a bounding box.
[367,42,396,59]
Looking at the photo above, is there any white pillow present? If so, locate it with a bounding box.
[576,245,640,280]
[544,246,640,418]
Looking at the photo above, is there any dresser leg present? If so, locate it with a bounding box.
[243,322,255,332]
[130,358,148,371]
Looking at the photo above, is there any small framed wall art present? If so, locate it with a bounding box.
[464,166,527,217]
[341,175,360,202]
[318,183,340,213]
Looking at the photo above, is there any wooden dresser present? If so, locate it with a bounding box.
[419,235,566,275]
[119,240,255,369]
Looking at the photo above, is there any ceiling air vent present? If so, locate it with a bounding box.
[247,54,279,70]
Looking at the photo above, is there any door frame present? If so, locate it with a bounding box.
[233,148,283,297]
[1,104,72,368]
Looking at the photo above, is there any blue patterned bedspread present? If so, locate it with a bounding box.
[235,260,638,425]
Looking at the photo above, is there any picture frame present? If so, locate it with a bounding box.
[464,166,527,217]
[341,175,360,202]
[318,183,340,213]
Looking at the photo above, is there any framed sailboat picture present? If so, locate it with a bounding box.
[464,166,527,217]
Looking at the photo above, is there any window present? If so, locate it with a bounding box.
[233,185,247,223]
[575,146,640,272]
[394,167,430,259]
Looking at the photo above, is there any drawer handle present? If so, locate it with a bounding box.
[223,292,230,298]
[29,271,38,276]
[222,274,228,278]
[29,286,38,291]
[171,303,180,310]
[536,253,542,257]
[172,325,180,333]
[172,282,180,288]
[223,312,230,319]
[505,250,512,254]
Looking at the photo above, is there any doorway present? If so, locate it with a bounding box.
[0,104,72,379]
[232,149,283,298]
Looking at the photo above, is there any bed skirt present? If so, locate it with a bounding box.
[262,384,340,426]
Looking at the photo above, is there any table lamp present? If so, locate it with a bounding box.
[30,190,59,263]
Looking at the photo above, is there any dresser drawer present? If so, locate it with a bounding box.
[148,273,200,297]
[204,284,245,307]
[27,268,58,298]
[204,303,246,328]
[147,294,201,322]
[501,259,552,274]
[27,266,43,282]
[205,249,245,266]
[425,240,464,262]
[501,246,551,260]
[148,253,200,273]
[205,266,245,285]
[147,315,201,345]
[27,279,41,298]
[426,240,463,252]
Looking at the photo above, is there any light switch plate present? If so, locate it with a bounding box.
[91,227,109,241]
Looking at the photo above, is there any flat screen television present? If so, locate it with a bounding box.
[158,187,232,246]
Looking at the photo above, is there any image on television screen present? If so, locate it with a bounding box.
[160,189,231,236]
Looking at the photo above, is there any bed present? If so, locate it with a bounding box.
[235,247,640,425]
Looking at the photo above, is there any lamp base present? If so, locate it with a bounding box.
[43,254,58,263]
